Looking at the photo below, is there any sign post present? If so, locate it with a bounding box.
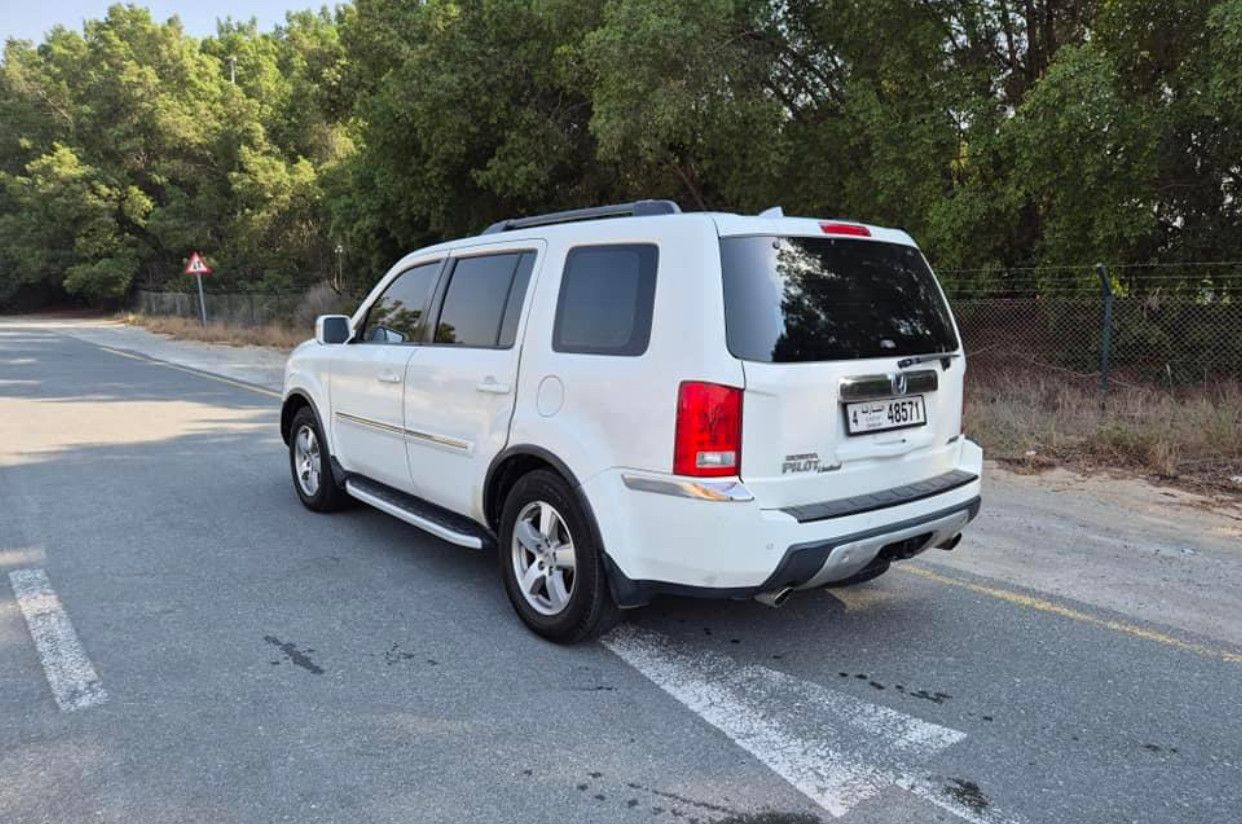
[184,252,214,325]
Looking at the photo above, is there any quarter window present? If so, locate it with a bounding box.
[360,261,442,344]
[552,244,658,356]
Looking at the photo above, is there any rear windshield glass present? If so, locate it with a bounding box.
[720,236,958,363]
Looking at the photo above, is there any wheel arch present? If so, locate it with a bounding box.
[281,390,328,448]
[485,445,638,609]
[483,445,584,532]
[283,389,349,490]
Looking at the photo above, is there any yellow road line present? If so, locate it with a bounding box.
[898,564,1242,664]
[826,587,895,613]
[94,343,281,399]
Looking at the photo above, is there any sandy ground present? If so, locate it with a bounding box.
[937,463,1242,646]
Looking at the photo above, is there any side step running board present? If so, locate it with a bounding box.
[344,478,494,550]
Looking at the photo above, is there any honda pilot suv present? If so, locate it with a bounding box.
[281,201,982,642]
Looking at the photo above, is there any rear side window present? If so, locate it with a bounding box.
[720,236,958,363]
[553,244,658,356]
[361,261,442,344]
[434,251,534,348]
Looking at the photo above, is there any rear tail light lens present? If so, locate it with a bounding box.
[819,222,871,237]
[674,381,743,477]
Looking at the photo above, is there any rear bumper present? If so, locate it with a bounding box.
[605,496,979,606]
[584,439,984,606]
[764,496,979,591]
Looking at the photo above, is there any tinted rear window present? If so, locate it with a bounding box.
[720,236,958,363]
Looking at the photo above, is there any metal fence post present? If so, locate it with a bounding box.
[1096,263,1113,393]
[195,273,208,325]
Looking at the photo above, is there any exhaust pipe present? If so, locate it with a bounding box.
[936,533,962,551]
[755,586,794,608]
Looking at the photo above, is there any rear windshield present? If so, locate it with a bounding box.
[720,236,958,363]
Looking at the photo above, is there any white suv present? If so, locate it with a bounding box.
[281,201,982,642]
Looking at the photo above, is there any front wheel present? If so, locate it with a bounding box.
[288,407,351,512]
[499,470,620,643]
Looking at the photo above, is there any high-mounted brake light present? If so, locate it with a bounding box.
[674,382,743,477]
[819,222,871,237]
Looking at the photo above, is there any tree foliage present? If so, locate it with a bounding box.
[2,1,1240,307]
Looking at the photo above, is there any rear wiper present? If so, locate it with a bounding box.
[897,351,961,369]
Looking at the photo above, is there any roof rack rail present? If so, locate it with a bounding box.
[482,199,681,234]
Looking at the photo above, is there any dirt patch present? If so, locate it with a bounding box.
[988,461,1242,539]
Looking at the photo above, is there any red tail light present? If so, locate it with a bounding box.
[674,381,743,477]
[819,222,871,237]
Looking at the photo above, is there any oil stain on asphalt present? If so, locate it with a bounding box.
[263,635,324,675]
[837,671,952,703]
[382,642,416,666]
[574,770,821,823]
[944,778,990,812]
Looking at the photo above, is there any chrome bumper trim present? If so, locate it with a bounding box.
[621,474,754,502]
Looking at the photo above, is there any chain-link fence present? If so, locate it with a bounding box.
[942,264,1242,390]
[134,289,306,327]
[136,265,1242,392]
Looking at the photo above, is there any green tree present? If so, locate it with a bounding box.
[3,0,1242,310]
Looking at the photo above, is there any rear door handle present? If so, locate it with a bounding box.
[476,377,511,395]
[377,370,401,384]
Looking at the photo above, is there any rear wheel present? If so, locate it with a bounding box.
[289,407,351,512]
[499,470,620,643]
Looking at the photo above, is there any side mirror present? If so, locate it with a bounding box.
[315,314,351,345]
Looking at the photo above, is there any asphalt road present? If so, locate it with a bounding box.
[2,322,1239,824]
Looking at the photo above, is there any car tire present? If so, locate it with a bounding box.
[499,469,621,643]
[288,407,352,512]
[824,558,890,588]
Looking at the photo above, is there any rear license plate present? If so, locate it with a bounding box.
[845,395,926,435]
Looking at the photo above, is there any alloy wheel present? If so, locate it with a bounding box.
[293,425,321,497]
[510,501,577,616]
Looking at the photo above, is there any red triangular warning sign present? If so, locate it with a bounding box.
[184,252,214,276]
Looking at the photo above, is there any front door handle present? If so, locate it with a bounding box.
[476,376,511,395]
[377,370,401,384]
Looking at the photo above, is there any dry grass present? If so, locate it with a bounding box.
[967,367,1242,492]
[119,313,307,350]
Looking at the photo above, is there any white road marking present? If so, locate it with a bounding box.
[602,625,1017,823]
[8,568,108,711]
